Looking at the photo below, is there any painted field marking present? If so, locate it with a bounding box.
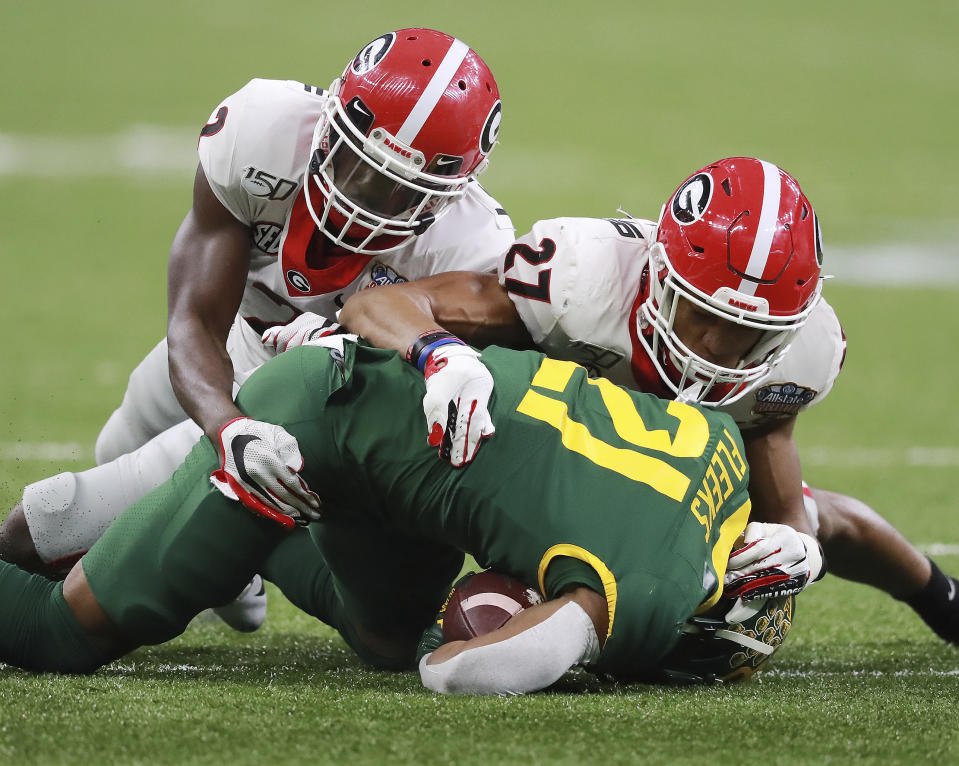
[0,442,91,461]
[801,446,959,468]
[6,442,959,467]
[763,668,959,679]
[1,130,958,286]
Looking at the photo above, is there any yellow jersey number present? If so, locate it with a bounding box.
[515,358,709,501]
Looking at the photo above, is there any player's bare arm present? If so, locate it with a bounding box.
[721,415,825,600]
[741,416,812,535]
[168,166,321,523]
[61,560,130,661]
[166,165,251,444]
[339,271,532,353]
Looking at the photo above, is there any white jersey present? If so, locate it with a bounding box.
[198,78,515,327]
[499,217,845,429]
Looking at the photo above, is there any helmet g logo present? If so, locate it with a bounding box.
[351,33,396,75]
[480,100,502,156]
[671,173,713,225]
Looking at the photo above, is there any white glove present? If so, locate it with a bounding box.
[724,521,825,600]
[422,343,495,467]
[261,312,342,354]
[209,417,322,529]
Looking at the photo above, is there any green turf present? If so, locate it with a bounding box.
[2,1,959,763]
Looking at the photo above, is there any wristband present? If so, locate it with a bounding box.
[406,330,465,372]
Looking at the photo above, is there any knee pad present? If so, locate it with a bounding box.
[21,473,92,567]
[25,421,204,566]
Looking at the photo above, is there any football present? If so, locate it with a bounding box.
[442,570,543,642]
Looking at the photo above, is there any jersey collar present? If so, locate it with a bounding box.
[280,186,377,296]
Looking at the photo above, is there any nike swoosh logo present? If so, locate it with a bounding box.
[948,579,956,601]
[232,434,268,497]
[436,158,458,166]
[353,102,370,116]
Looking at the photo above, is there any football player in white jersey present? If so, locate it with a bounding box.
[332,157,959,644]
[0,29,513,629]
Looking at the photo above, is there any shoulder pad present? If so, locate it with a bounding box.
[197,79,326,224]
[500,217,650,351]
[722,298,846,428]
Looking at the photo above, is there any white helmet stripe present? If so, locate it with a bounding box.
[737,159,782,297]
[396,38,470,145]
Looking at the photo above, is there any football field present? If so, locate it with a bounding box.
[1,1,958,763]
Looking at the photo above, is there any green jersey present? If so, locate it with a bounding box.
[240,342,751,676]
[85,341,749,678]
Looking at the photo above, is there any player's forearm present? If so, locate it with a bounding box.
[167,318,243,443]
[340,283,439,352]
[743,417,815,535]
[340,272,532,352]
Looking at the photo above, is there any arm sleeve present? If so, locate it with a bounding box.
[418,601,600,695]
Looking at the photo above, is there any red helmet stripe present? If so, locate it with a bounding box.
[737,159,782,296]
[396,38,470,145]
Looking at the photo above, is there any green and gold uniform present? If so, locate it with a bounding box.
[83,342,750,678]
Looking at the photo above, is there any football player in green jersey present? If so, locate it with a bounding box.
[0,338,761,693]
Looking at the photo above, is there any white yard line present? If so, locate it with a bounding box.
[3,441,959,557]
[0,127,197,177]
[763,668,959,679]
[1,129,958,286]
[0,441,91,461]
[801,446,959,468]
[6,442,959,467]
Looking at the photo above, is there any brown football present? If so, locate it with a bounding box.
[442,570,543,641]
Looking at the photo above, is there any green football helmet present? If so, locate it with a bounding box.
[654,594,796,684]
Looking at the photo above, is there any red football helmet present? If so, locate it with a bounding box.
[305,29,502,253]
[638,157,824,405]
